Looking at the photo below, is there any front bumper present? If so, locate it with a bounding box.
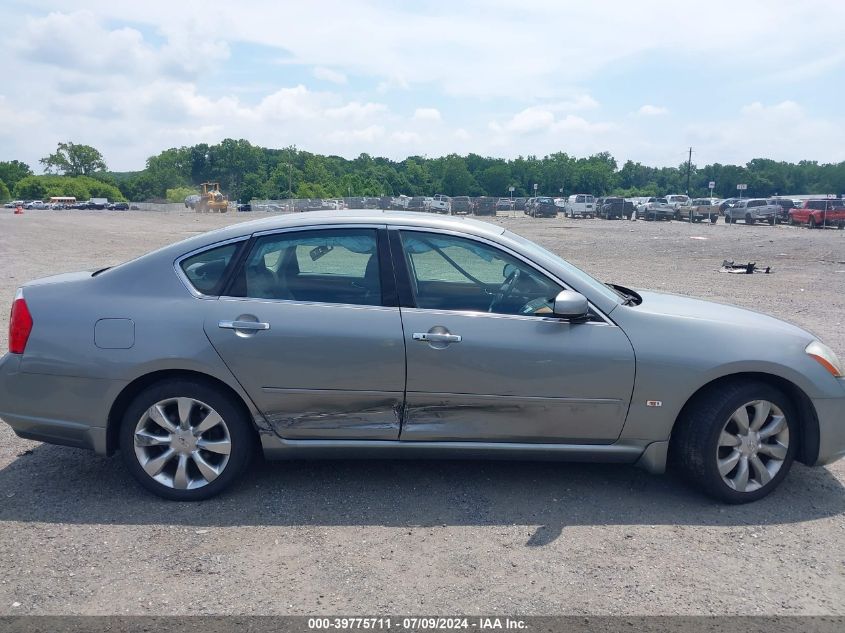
[811,387,845,466]
[0,353,122,454]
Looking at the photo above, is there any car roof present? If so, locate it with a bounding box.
[186,210,508,253]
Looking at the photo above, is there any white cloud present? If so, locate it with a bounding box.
[324,125,385,144]
[637,105,669,116]
[686,101,845,164]
[391,131,422,144]
[413,108,441,122]
[313,66,347,84]
[3,2,845,169]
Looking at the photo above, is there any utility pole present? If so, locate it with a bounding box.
[685,147,692,196]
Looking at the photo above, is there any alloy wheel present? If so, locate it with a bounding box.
[133,397,232,490]
[716,400,789,493]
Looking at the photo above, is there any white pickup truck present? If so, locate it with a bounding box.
[425,194,452,214]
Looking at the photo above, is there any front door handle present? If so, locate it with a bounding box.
[413,332,461,343]
[219,320,270,331]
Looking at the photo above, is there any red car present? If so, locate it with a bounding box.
[788,199,845,229]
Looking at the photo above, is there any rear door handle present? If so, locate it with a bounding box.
[413,332,461,343]
[219,320,270,331]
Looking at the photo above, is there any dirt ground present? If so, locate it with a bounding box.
[0,208,844,616]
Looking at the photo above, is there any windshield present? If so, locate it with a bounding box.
[504,231,622,305]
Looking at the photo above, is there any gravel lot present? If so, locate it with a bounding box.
[0,209,844,616]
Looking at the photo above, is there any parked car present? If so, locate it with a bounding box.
[724,199,779,225]
[596,197,629,220]
[406,197,426,212]
[236,203,253,212]
[522,198,535,215]
[390,196,410,210]
[686,198,720,223]
[474,197,497,216]
[108,202,130,211]
[787,199,845,229]
[3,211,843,503]
[496,198,514,211]
[563,194,595,218]
[450,196,473,215]
[719,198,739,215]
[426,194,451,214]
[528,197,557,218]
[768,198,797,224]
[25,200,47,210]
[636,197,674,221]
[513,198,527,211]
[665,194,691,218]
[184,195,200,210]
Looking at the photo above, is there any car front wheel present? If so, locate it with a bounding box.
[671,381,796,503]
[119,379,254,500]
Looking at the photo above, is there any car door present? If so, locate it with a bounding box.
[202,226,406,440]
[391,228,636,444]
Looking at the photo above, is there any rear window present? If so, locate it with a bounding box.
[179,243,240,295]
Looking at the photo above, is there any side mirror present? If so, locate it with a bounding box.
[552,290,589,321]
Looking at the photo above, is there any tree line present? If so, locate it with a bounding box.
[1,140,844,204]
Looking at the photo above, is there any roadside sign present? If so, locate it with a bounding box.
[533,183,538,191]
[736,184,747,190]
[508,186,514,192]
[708,181,715,190]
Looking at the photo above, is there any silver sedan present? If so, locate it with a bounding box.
[2,211,844,502]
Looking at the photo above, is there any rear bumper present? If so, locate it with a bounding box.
[0,353,122,455]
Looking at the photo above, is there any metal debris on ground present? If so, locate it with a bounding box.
[720,260,771,274]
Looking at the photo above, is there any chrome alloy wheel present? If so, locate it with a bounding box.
[716,400,789,493]
[133,397,232,490]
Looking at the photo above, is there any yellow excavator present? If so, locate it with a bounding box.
[195,182,228,213]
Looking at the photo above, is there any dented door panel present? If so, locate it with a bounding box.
[399,309,635,443]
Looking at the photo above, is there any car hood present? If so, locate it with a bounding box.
[631,290,814,340]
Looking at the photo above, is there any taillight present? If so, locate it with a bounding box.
[9,291,33,354]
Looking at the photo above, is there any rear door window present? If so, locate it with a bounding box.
[228,228,382,306]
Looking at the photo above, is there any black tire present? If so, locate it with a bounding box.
[119,379,255,501]
[768,217,775,226]
[710,215,718,224]
[670,381,797,503]
[788,216,795,226]
[746,214,755,225]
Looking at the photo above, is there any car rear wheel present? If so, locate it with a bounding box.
[671,381,796,503]
[119,379,254,500]
[746,214,755,225]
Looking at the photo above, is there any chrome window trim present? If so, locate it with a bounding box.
[174,236,249,300]
[390,225,615,326]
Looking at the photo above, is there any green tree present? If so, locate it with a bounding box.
[0,179,10,202]
[166,186,198,203]
[0,160,33,191]
[478,163,511,196]
[40,142,107,176]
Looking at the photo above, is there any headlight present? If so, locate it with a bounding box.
[806,341,844,377]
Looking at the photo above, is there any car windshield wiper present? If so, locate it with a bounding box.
[605,283,640,306]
